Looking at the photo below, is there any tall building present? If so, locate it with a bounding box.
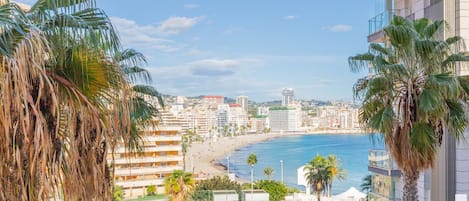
[109,110,183,199]
[281,88,295,106]
[367,0,469,200]
[269,106,299,132]
[236,95,249,113]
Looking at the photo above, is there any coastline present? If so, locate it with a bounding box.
[186,130,370,181]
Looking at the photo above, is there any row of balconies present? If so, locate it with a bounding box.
[114,165,182,176]
[114,155,183,165]
[368,149,401,177]
[113,145,182,154]
[116,178,165,189]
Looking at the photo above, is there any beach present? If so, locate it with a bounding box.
[185,130,367,180]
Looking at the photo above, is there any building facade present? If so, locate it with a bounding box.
[109,110,183,198]
[281,88,295,106]
[269,106,299,132]
[368,0,469,200]
[236,95,249,113]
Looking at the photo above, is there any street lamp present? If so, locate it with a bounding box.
[280,160,284,184]
[227,156,230,174]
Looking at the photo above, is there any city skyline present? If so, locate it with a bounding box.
[14,0,374,101]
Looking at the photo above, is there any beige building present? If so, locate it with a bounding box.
[110,110,183,198]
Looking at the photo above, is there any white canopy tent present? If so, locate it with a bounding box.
[333,187,367,201]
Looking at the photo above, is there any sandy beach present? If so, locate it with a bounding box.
[185,130,368,180]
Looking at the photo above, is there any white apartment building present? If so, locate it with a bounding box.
[269,106,299,132]
[281,88,295,106]
[109,110,183,199]
[236,95,249,113]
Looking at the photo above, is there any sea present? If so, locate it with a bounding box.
[218,134,383,194]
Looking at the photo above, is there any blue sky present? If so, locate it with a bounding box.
[18,0,375,102]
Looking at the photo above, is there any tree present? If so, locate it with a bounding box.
[117,48,163,153]
[264,167,275,181]
[254,180,288,201]
[247,153,258,199]
[325,155,346,196]
[146,185,157,196]
[113,186,125,201]
[349,16,469,201]
[360,175,372,200]
[164,170,195,201]
[304,155,331,201]
[192,176,243,201]
[0,0,131,200]
[182,130,203,171]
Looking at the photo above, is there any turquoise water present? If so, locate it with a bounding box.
[219,134,383,194]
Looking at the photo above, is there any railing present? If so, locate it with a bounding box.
[114,165,182,176]
[368,149,399,171]
[369,10,397,35]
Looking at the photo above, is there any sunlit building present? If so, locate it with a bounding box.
[110,110,183,198]
[236,95,249,113]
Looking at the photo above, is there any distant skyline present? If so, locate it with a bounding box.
[16,0,375,102]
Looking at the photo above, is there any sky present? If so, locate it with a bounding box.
[17,0,376,102]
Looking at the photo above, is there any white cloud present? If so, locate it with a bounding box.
[111,16,202,52]
[322,24,353,32]
[157,17,203,36]
[184,4,199,9]
[284,15,298,20]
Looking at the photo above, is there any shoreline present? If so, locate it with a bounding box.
[186,130,370,181]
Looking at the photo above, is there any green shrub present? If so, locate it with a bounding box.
[146,185,157,196]
[113,185,124,201]
[254,180,288,201]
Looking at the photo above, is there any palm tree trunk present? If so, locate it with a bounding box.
[183,152,186,172]
[402,169,419,201]
[317,191,321,201]
[329,183,332,197]
[251,166,254,200]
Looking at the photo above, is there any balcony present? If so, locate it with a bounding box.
[368,149,401,177]
[116,179,164,188]
[115,165,182,176]
[144,136,181,142]
[113,145,182,154]
[368,10,397,43]
[114,155,183,165]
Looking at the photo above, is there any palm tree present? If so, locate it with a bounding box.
[0,0,131,200]
[349,16,469,201]
[304,155,330,201]
[116,48,163,153]
[247,153,258,199]
[264,167,274,181]
[360,175,372,201]
[182,130,203,171]
[164,170,195,201]
[326,155,346,196]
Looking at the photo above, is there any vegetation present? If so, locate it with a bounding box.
[361,175,372,200]
[264,167,275,180]
[325,155,346,196]
[182,130,203,171]
[114,186,125,201]
[349,16,469,201]
[146,185,157,196]
[191,176,243,201]
[164,170,195,201]
[303,155,345,201]
[0,0,159,200]
[253,180,288,201]
[247,153,258,198]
